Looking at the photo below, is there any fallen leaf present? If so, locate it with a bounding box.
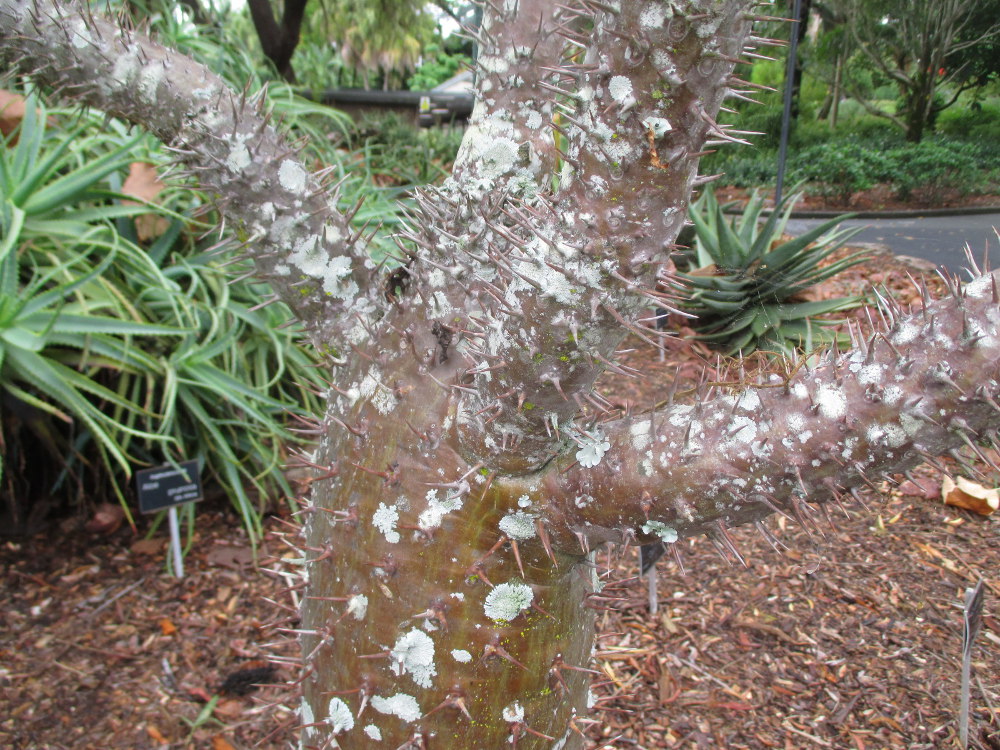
[131,537,166,556]
[215,698,246,718]
[146,724,169,743]
[121,162,169,241]
[188,685,213,702]
[207,544,254,569]
[85,503,125,534]
[941,476,999,516]
[212,736,237,750]
[898,479,936,499]
[159,618,177,636]
[0,89,26,138]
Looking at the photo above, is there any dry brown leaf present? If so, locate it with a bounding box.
[146,724,169,743]
[131,537,166,555]
[941,476,999,516]
[213,699,245,719]
[85,502,125,534]
[121,161,169,241]
[0,89,26,138]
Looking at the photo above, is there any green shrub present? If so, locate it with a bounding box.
[937,103,1000,142]
[705,149,777,188]
[790,142,880,204]
[350,112,463,187]
[884,140,984,199]
[407,42,471,91]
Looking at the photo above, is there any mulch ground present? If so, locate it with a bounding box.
[2,252,999,750]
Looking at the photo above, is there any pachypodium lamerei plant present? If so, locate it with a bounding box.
[676,188,869,356]
[3,1,1000,748]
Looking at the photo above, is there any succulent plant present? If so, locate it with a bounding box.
[675,188,870,356]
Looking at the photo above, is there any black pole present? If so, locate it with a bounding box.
[775,0,802,207]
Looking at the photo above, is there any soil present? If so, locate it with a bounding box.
[2,255,999,750]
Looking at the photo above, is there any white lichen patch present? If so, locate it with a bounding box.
[418,489,463,531]
[737,389,761,411]
[900,412,922,437]
[868,422,907,448]
[608,75,633,104]
[575,429,612,468]
[640,2,668,27]
[479,138,520,178]
[478,55,510,74]
[347,594,368,620]
[965,275,992,298]
[108,48,140,92]
[371,693,421,723]
[137,64,164,103]
[816,384,847,420]
[373,503,400,544]
[517,494,532,508]
[882,384,904,406]
[503,702,525,723]
[630,420,653,450]
[278,159,307,193]
[892,321,920,345]
[327,697,355,734]
[641,521,678,543]
[483,582,534,622]
[225,142,251,173]
[364,725,382,741]
[858,364,884,386]
[588,175,608,196]
[499,511,536,540]
[69,19,92,48]
[451,649,472,663]
[357,370,398,415]
[727,415,757,444]
[390,629,437,688]
[300,698,315,737]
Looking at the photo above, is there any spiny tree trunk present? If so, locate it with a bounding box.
[3,1,1000,748]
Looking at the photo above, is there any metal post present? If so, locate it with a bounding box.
[168,505,184,579]
[775,0,803,207]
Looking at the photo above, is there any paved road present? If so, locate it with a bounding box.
[786,212,1000,274]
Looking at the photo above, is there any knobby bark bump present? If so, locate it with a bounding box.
[2,0,1000,747]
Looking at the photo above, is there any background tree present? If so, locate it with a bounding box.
[324,0,437,89]
[824,0,1000,141]
[2,0,1000,748]
[246,0,309,81]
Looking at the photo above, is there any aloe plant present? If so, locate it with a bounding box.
[5,2,1000,749]
[676,189,869,355]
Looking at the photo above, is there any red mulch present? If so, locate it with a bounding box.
[2,251,999,750]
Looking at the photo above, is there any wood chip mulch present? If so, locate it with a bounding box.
[2,250,998,750]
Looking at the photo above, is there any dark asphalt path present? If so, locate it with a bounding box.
[786,212,1000,274]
